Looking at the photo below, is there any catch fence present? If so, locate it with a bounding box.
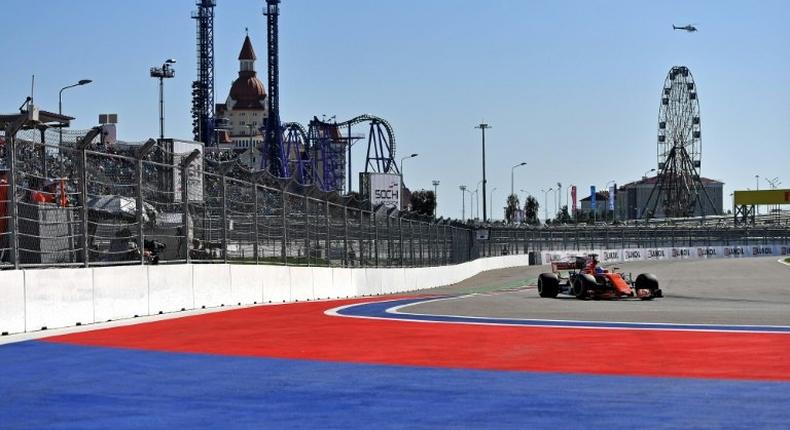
[1,127,789,270]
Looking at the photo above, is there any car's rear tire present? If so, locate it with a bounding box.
[538,273,559,298]
[635,273,660,300]
[573,274,596,299]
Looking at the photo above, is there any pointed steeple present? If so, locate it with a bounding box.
[238,34,256,61]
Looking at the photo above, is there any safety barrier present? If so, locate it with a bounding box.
[540,243,790,265]
[0,254,530,336]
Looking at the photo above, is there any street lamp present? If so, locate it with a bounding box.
[489,187,497,222]
[643,168,656,179]
[510,162,526,197]
[541,188,553,223]
[432,180,440,217]
[459,185,467,221]
[150,59,176,140]
[474,179,483,220]
[475,122,491,222]
[399,153,418,177]
[399,153,418,209]
[58,79,92,145]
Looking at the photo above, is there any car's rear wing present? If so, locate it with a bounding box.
[551,261,577,272]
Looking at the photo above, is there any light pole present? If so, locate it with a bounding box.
[541,188,553,223]
[150,59,176,140]
[399,153,418,209]
[643,168,656,179]
[474,180,483,220]
[489,187,497,222]
[459,185,467,221]
[510,162,526,197]
[556,182,562,213]
[432,180,440,217]
[475,122,491,222]
[58,79,92,145]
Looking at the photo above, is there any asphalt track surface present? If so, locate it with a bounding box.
[0,257,789,429]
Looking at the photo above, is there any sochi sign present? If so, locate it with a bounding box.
[367,173,401,208]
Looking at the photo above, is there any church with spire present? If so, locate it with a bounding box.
[215,33,268,152]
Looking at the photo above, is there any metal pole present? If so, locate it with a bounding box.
[476,123,490,222]
[136,158,145,265]
[398,216,404,267]
[343,204,349,267]
[221,175,228,264]
[304,194,310,266]
[159,77,165,141]
[325,200,330,266]
[374,212,379,267]
[281,190,288,264]
[181,159,191,263]
[7,132,19,269]
[253,184,260,264]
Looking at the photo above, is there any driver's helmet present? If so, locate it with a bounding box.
[595,266,604,274]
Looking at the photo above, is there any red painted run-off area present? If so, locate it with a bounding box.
[46,297,790,381]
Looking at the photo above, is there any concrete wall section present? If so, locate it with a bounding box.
[1,253,543,336]
[93,266,148,323]
[0,270,25,335]
[25,267,94,331]
[330,268,354,299]
[289,266,314,301]
[261,265,290,303]
[311,267,334,300]
[148,264,194,314]
[229,264,263,305]
[193,264,232,309]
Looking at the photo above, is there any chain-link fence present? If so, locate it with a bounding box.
[1,126,789,270]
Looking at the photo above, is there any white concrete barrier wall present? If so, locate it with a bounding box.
[8,244,789,336]
[5,243,787,336]
[0,270,25,335]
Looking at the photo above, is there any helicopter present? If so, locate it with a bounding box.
[673,24,698,32]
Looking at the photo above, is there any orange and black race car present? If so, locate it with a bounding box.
[537,254,662,300]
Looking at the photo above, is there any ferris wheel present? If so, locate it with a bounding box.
[657,66,701,170]
[644,65,716,219]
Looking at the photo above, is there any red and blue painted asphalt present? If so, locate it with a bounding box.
[2,295,790,429]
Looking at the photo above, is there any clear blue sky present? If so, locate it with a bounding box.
[3,0,788,219]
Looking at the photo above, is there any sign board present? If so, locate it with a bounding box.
[172,140,204,203]
[734,190,790,206]
[362,173,401,208]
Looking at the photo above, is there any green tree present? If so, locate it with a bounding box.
[504,193,520,224]
[523,195,540,225]
[555,205,572,224]
[409,190,436,217]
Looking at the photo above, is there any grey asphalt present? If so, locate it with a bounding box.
[409,257,790,326]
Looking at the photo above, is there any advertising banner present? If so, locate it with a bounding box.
[571,185,577,213]
[590,186,597,210]
[368,173,401,208]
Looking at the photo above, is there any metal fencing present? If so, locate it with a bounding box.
[1,127,789,271]
[0,129,480,269]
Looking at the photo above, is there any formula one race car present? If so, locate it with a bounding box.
[537,254,662,300]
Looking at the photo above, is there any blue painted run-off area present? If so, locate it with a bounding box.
[1,341,789,429]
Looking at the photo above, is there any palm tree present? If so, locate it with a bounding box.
[505,193,520,223]
[524,195,540,225]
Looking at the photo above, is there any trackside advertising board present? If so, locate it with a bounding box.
[365,173,401,208]
[541,244,790,265]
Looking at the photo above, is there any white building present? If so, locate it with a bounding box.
[215,34,268,152]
